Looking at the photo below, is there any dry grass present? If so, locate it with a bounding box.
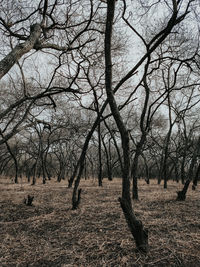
[0,177,200,267]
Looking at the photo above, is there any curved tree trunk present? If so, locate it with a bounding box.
[104,0,148,252]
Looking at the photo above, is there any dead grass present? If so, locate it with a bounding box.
[0,177,200,266]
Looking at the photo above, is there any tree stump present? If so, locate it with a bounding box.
[24,195,34,206]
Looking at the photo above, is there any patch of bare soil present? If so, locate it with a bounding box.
[0,178,200,266]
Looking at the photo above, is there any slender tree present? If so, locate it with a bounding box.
[105,0,148,252]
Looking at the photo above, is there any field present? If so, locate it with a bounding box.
[0,177,200,267]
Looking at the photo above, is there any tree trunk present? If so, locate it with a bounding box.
[98,121,103,186]
[68,160,79,188]
[104,119,123,170]
[174,161,179,182]
[93,82,103,186]
[176,179,190,201]
[101,134,113,181]
[142,155,150,184]
[105,0,148,252]
[177,137,200,200]
[132,163,139,200]
[71,158,85,209]
[192,163,200,190]
[162,88,175,189]
[131,134,146,200]
[57,161,63,182]
[68,122,97,188]
[162,128,173,189]
[42,160,46,184]
[72,187,82,210]
[44,152,51,180]
[31,162,37,185]
[180,152,186,184]
[119,197,148,252]
[0,131,19,184]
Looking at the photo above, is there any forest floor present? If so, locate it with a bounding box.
[0,177,200,267]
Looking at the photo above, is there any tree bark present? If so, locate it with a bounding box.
[0,24,41,80]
